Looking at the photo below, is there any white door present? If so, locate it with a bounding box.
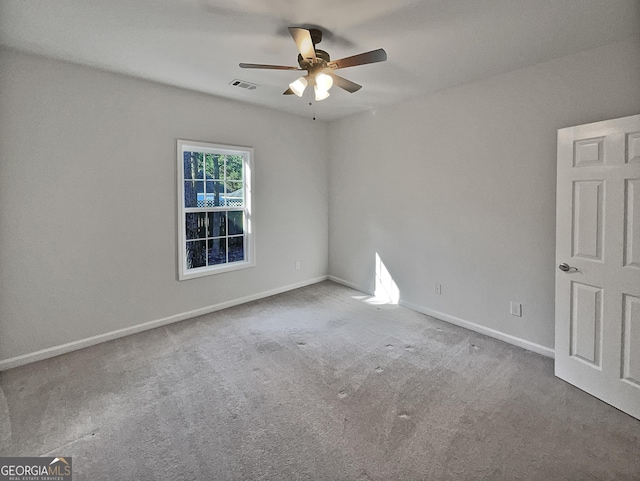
[555,114,640,419]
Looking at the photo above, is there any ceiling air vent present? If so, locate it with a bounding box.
[229,79,258,90]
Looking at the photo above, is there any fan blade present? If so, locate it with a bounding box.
[330,74,362,93]
[328,48,387,70]
[288,27,316,62]
[283,88,294,95]
[239,63,301,70]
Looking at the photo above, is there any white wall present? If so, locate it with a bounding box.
[328,38,640,351]
[2,36,639,367]
[0,48,329,365]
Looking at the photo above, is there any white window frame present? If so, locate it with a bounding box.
[177,139,254,280]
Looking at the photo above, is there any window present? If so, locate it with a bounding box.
[177,140,253,280]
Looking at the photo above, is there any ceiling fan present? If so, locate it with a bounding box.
[239,27,387,102]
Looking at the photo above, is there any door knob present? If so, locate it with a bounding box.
[559,263,573,272]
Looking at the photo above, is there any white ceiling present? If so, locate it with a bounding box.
[1,0,639,120]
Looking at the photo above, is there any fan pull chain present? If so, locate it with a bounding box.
[308,100,316,120]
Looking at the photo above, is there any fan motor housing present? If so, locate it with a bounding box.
[309,28,323,45]
[297,49,330,69]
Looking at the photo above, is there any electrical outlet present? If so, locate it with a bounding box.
[295,261,301,270]
[510,302,522,317]
[435,282,442,295]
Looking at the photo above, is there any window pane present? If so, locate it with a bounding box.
[225,182,244,206]
[185,180,204,208]
[228,236,244,262]
[225,155,243,181]
[228,211,244,235]
[183,152,204,180]
[205,154,224,180]
[201,181,225,207]
[185,213,207,239]
[186,240,206,269]
[208,238,227,265]
[208,212,226,237]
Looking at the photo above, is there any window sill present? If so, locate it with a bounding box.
[178,260,255,281]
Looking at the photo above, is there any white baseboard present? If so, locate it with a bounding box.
[327,275,554,359]
[0,276,328,371]
[327,275,372,294]
[399,299,555,359]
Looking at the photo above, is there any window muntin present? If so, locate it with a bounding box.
[177,140,253,280]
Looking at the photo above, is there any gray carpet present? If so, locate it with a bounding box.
[1,281,639,480]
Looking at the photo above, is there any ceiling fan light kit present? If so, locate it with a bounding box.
[289,76,308,97]
[315,72,333,91]
[240,27,387,104]
[314,86,330,101]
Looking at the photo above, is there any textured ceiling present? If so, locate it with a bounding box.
[1,0,639,120]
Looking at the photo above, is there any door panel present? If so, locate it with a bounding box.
[574,137,604,167]
[622,294,640,387]
[556,114,640,420]
[627,133,640,163]
[624,179,640,268]
[572,180,604,260]
[570,282,602,367]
